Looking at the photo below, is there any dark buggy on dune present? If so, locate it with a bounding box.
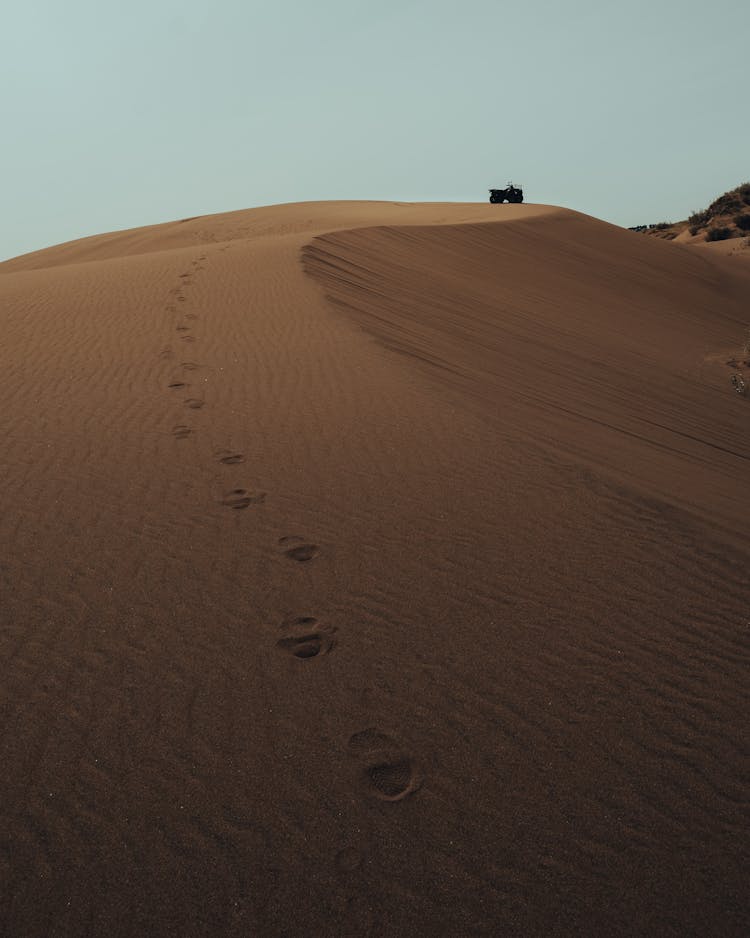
[489,183,524,204]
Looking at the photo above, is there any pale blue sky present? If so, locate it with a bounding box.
[2,0,748,260]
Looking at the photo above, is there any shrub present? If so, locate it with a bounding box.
[739,183,750,204]
[706,226,732,241]
[735,214,750,231]
[649,221,672,230]
[688,209,710,228]
[689,225,700,236]
[716,196,741,213]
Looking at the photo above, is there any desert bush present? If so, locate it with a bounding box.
[717,196,741,213]
[735,214,750,231]
[706,227,732,241]
[649,221,672,230]
[739,183,750,204]
[688,209,711,228]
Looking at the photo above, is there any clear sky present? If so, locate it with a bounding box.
[2,0,748,260]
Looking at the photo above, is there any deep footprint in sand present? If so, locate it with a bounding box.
[364,759,420,801]
[184,398,205,410]
[168,381,189,390]
[172,425,192,440]
[215,449,245,465]
[285,544,318,562]
[276,632,334,659]
[279,536,319,562]
[221,488,266,509]
[276,616,336,659]
[347,728,422,802]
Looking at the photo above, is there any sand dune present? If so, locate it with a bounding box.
[0,201,748,936]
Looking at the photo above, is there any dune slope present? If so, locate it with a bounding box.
[0,202,748,937]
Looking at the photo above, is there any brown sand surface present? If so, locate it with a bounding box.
[688,237,750,260]
[0,201,748,937]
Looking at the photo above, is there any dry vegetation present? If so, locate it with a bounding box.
[631,182,750,243]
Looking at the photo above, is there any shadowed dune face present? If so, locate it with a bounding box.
[303,214,750,540]
[0,202,748,937]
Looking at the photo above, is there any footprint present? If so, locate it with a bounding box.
[276,632,334,659]
[180,361,200,371]
[276,616,336,659]
[172,425,192,439]
[285,544,318,562]
[347,728,422,802]
[184,312,198,320]
[159,347,173,360]
[215,448,245,465]
[220,488,266,509]
[180,335,196,343]
[168,381,188,390]
[279,536,319,562]
[176,325,190,332]
[184,398,205,410]
[364,759,420,801]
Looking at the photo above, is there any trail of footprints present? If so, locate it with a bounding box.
[156,249,420,810]
[160,253,254,498]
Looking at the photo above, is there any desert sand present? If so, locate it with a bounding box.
[0,201,748,936]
